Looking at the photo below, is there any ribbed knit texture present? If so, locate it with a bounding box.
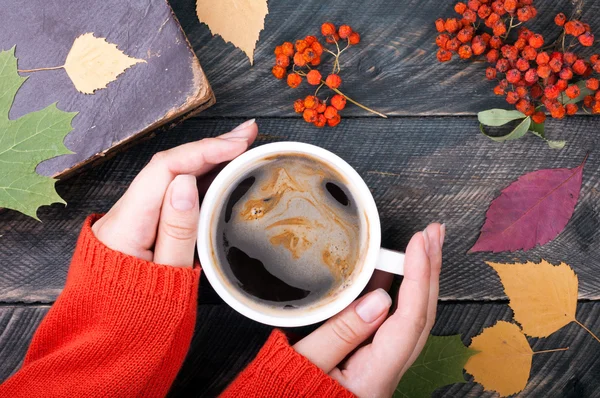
[221,329,355,398]
[1,214,355,398]
[0,215,200,398]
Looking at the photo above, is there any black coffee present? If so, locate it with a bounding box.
[215,155,362,308]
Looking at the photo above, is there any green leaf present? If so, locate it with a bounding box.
[559,80,594,105]
[529,120,545,137]
[480,116,531,142]
[394,335,477,398]
[529,129,566,149]
[478,109,526,126]
[0,48,77,220]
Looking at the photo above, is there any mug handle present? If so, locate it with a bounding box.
[375,248,405,275]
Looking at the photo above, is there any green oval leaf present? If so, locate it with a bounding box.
[478,109,526,126]
[480,116,531,142]
[529,128,566,149]
[529,120,545,137]
[559,80,594,105]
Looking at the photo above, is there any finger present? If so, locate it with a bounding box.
[293,288,392,373]
[92,120,258,255]
[153,175,200,267]
[363,269,394,294]
[400,223,444,374]
[368,231,432,382]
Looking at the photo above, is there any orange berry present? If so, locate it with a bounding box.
[303,108,318,123]
[295,39,308,53]
[565,21,585,36]
[565,84,581,99]
[324,106,338,119]
[536,52,550,64]
[528,34,544,49]
[556,79,568,92]
[493,20,507,36]
[532,111,546,123]
[305,35,318,45]
[303,48,317,62]
[306,70,322,85]
[496,58,509,72]
[573,59,588,75]
[458,44,473,59]
[516,99,534,115]
[331,94,346,110]
[586,78,599,90]
[549,58,562,73]
[516,58,529,71]
[531,84,543,98]
[554,13,566,26]
[468,0,480,11]
[506,91,519,104]
[348,32,360,45]
[311,41,324,56]
[493,85,505,95]
[287,73,302,88]
[491,0,507,15]
[506,69,521,84]
[537,64,551,78]
[521,46,537,60]
[544,85,560,99]
[326,33,341,44]
[550,104,566,119]
[514,38,527,50]
[446,38,460,51]
[566,103,578,115]
[293,52,307,67]
[327,113,341,127]
[457,27,474,43]
[524,68,538,83]
[504,0,517,13]
[487,49,500,63]
[339,25,353,39]
[517,6,534,22]
[314,114,327,128]
[293,98,305,113]
[591,54,600,64]
[594,101,600,114]
[276,54,290,68]
[281,42,294,57]
[455,2,468,14]
[563,52,578,65]
[486,13,501,28]
[579,32,595,47]
[321,22,336,36]
[310,56,321,66]
[501,45,518,60]
[316,100,327,114]
[436,34,450,48]
[584,95,594,107]
[486,67,497,80]
[272,65,286,79]
[516,86,528,98]
[559,67,573,80]
[478,4,492,19]
[325,74,342,89]
[304,95,318,109]
[274,45,283,56]
[462,9,477,23]
[445,18,460,33]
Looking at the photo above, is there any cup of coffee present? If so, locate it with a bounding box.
[197,142,404,327]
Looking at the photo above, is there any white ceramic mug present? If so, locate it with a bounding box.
[198,142,404,327]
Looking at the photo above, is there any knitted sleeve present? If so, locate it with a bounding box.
[0,215,200,398]
[221,329,355,398]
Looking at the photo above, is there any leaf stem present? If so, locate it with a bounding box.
[574,319,600,343]
[532,347,569,355]
[18,65,64,73]
[323,81,387,118]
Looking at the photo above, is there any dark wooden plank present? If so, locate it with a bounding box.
[1,302,598,397]
[169,0,600,116]
[1,116,599,302]
[0,305,49,382]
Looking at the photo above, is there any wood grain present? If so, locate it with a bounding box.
[1,117,598,303]
[1,302,598,397]
[170,0,600,117]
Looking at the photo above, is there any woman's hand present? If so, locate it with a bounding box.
[294,223,444,398]
[92,119,258,267]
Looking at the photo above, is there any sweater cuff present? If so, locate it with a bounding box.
[68,214,200,302]
[222,329,354,397]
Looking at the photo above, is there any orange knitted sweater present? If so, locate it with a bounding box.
[0,215,353,397]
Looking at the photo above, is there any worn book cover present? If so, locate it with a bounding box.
[0,0,214,178]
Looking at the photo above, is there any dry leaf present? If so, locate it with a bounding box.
[487,260,578,337]
[64,33,145,94]
[465,321,533,397]
[196,0,268,64]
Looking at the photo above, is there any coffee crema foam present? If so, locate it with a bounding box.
[216,155,362,308]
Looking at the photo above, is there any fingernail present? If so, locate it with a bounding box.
[171,175,197,211]
[422,228,430,255]
[219,119,256,141]
[440,223,446,247]
[355,288,392,323]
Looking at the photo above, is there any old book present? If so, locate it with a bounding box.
[0,0,214,178]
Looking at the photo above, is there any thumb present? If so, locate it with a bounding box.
[153,175,200,267]
[293,288,392,373]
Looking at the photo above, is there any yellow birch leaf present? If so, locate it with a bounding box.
[465,321,532,397]
[196,0,268,65]
[64,33,146,94]
[487,260,578,337]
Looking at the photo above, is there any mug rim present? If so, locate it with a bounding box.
[197,142,381,327]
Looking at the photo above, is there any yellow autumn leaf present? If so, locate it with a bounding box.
[196,0,268,64]
[465,321,532,397]
[64,33,146,94]
[487,260,578,337]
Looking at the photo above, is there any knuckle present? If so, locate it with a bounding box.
[150,151,167,164]
[161,221,197,241]
[330,317,360,346]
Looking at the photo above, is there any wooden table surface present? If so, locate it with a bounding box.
[2,0,600,396]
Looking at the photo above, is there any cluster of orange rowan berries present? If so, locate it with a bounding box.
[272,22,360,127]
[435,0,600,120]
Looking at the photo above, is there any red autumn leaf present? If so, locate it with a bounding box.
[469,156,587,253]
